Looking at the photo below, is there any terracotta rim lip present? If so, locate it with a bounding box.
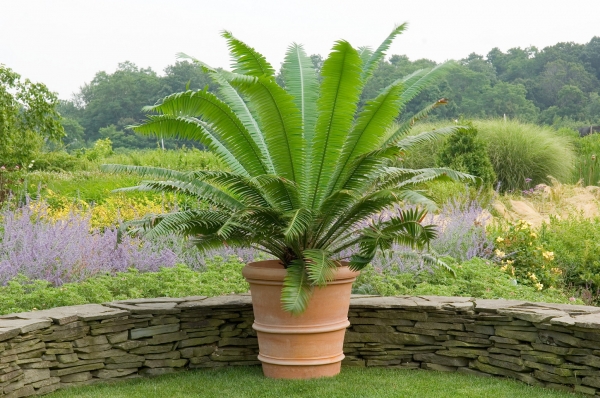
[242,259,360,282]
[253,319,350,334]
[258,353,345,366]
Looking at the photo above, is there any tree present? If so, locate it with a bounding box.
[104,28,471,314]
[79,61,162,141]
[0,65,64,166]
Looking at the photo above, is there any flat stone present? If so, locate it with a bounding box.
[177,295,252,309]
[105,302,181,315]
[572,313,600,329]
[4,384,34,397]
[77,349,128,360]
[60,371,92,383]
[113,340,148,351]
[104,354,145,364]
[474,299,526,313]
[0,319,51,334]
[534,370,578,384]
[130,344,174,354]
[105,362,143,369]
[524,361,573,377]
[145,351,181,360]
[494,328,538,342]
[74,343,112,353]
[130,324,180,339]
[31,376,60,388]
[420,362,457,371]
[146,331,187,345]
[73,335,109,348]
[0,328,21,343]
[93,368,139,378]
[139,367,181,376]
[538,330,580,347]
[180,346,216,358]
[107,331,129,344]
[345,332,435,345]
[144,359,188,368]
[50,363,104,377]
[21,368,50,384]
[565,355,600,368]
[497,308,567,323]
[114,297,186,304]
[179,336,221,348]
[413,353,468,367]
[180,319,226,329]
[57,353,79,364]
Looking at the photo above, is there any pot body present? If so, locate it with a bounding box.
[242,260,359,379]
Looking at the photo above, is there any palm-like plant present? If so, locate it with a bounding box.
[102,26,474,314]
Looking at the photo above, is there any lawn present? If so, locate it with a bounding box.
[47,366,582,398]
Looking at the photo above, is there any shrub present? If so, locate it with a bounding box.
[0,260,250,315]
[540,215,600,296]
[474,119,575,192]
[353,257,577,304]
[491,219,561,291]
[437,124,496,186]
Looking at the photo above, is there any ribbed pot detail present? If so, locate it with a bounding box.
[242,260,359,379]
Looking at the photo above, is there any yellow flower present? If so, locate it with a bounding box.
[494,249,505,258]
[542,251,555,261]
[505,260,514,265]
[528,273,538,281]
[530,232,537,238]
[535,282,543,291]
[500,265,508,272]
[496,237,504,243]
[551,268,563,275]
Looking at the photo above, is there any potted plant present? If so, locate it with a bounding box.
[103,25,472,379]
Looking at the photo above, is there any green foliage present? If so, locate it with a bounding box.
[474,120,576,192]
[353,257,576,304]
[106,28,473,314]
[0,65,64,166]
[437,124,496,186]
[540,215,600,295]
[0,260,248,315]
[84,138,114,161]
[491,220,560,291]
[572,133,600,186]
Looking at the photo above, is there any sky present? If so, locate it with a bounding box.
[2,0,599,100]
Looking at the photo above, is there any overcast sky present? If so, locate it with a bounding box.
[2,0,598,100]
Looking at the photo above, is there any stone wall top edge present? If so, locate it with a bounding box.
[1,295,600,329]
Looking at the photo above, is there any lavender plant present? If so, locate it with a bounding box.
[0,203,177,285]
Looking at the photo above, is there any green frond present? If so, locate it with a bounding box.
[143,210,228,238]
[141,90,269,176]
[308,40,363,208]
[303,249,337,286]
[387,125,462,150]
[357,46,373,67]
[361,23,408,81]
[327,82,405,195]
[230,75,304,185]
[397,62,454,109]
[132,114,248,176]
[282,43,319,141]
[283,208,314,246]
[123,179,244,211]
[384,100,453,146]
[250,174,300,211]
[281,260,312,315]
[222,31,275,77]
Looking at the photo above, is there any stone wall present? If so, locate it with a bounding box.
[1,295,600,397]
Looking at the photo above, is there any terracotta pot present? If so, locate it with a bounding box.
[242,260,359,379]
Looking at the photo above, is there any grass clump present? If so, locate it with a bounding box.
[474,119,575,192]
[46,366,583,398]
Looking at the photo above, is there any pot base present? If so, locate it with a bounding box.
[261,362,341,379]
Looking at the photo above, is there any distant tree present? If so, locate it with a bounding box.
[0,65,64,166]
[79,61,162,141]
[157,61,218,98]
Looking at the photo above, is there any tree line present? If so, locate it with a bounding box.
[58,36,600,151]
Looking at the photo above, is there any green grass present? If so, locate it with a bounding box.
[47,366,582,398]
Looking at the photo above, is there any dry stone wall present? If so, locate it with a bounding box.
[1,295,600,397]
